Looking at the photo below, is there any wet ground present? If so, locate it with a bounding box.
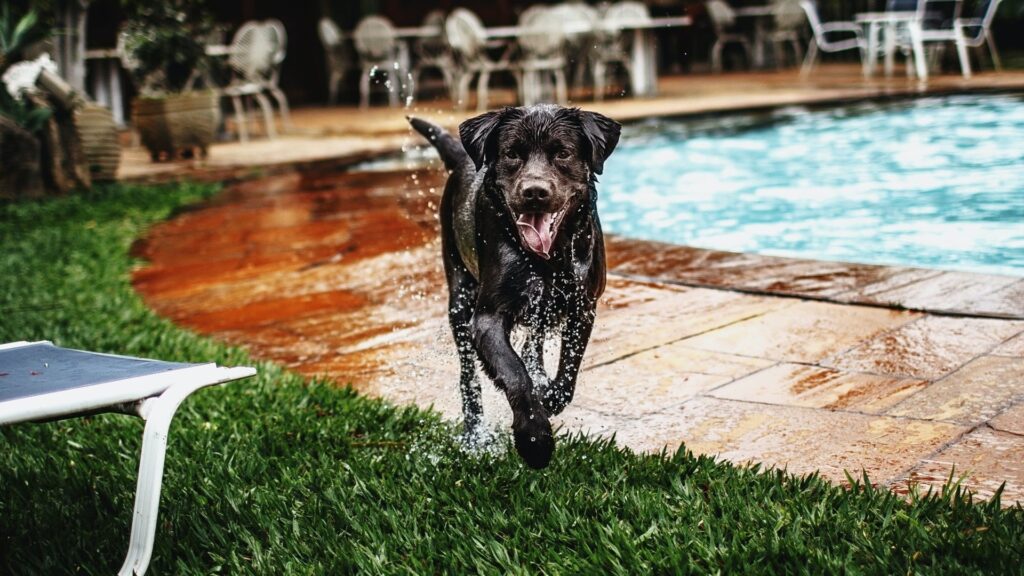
[132,166,1024,505]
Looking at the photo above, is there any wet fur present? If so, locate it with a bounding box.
[409,106,620,469]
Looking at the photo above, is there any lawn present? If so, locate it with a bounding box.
[1,182,1022,575]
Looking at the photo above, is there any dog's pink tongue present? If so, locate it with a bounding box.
[516,213,554,258]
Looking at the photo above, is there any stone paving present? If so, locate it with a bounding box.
[131,166,1024,506]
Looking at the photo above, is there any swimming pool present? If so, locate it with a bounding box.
[599,94,1024,277]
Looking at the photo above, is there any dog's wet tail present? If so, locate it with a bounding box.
[407,116,469,172]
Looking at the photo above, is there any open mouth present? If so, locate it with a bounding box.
[515,209,565,259]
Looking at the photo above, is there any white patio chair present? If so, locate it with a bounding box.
[706,0,753,73]
[412,10,456,100]
[0,341,256,576]
[544,3,600,93]
[956,0,1003,71]
[518,10,568,106]
[591,2,649,100]
[799,1,868,76]
[222,21,280,142]
[263,19,292,130]
[768,0,806,68]
[904,0,971,78]
[445,8,522,112]
[352,15,404,108]
[318,17,351,105]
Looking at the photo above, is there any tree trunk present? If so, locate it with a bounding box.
[0,116,45,200]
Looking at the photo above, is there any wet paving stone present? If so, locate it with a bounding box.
[991,332,1024,357]
[131,168,1024,504]
[893,427,1024,505]
[679,301,918,364]
[887,356,1024,425]
[711,363,928,414]
[824,316,1024,380]
[855,271,1022,318]
[990,403,1024,436]
[608,397,967,484]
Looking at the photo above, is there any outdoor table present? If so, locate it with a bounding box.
[733,5,775,68]
[0,340,256,576]
[854,11,927,80]
[485,16,693,97]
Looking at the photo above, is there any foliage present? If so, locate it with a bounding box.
[1,182,1023,574]
[0,5,52,132]
[120,0,215,95]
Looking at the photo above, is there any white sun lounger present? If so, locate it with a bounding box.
[0,340,256,576]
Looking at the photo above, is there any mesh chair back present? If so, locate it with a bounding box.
[416,10,450,59]
[445,8,488,61]
[353,15,398,62]
[318,17,342,48]
[228,21,276,81]
[547,3,599,45]
[518,4,550,27]
[603,1,651,30]
[705,0,737,31]
[772,0,806,30]
[265,18,287,66]
[519,12,566,59]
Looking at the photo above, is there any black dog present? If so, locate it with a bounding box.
[409,105,620,469]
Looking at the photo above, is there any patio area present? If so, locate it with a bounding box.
[125,64,1024,503]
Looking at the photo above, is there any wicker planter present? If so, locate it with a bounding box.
[132,91,218,162]
[75,103,121,181]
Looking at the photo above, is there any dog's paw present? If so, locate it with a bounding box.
[512,410,555,469]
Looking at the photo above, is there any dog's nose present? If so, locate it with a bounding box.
[522,185,550,201]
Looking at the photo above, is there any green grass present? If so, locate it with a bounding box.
[1,182,1022,575]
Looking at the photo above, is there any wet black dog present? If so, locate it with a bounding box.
[409,105,620,469]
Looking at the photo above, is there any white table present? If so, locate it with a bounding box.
[855,11,928,80]
[0,341,256,576]
[473,16,693,97]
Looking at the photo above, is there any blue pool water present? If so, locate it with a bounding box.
[599,94,1024,276]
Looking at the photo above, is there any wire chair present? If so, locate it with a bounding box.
[318,17,351,105]
[445,8,522,111]
[353,15,404,108]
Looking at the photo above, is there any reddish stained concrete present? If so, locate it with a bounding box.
[132,166,1024,505]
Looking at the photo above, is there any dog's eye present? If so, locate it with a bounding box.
[555,149,572,161]
[504,150,520,161]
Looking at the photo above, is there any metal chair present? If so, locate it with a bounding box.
[412,10,456,100]
[318,17,351,105]
[352,15,404,108]
[768,0,806,68]
[263,19,291,130]
[518,9,568,106]
[706,0,753,73]
[905,0,971,79]
[956,0,1003,72]
[222,21,279,141]
[799,1,868,76]
[544,3,600,94]
[591,1,649,100]
[445,8,521,111]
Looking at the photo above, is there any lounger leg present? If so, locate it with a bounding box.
[117,381,210,576]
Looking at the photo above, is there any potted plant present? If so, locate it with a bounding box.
[122,0,219,161]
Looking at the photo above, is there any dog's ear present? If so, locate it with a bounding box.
[578,111,621,175]
[459,110,505,171]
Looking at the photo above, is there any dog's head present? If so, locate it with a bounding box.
[459,105,620,260]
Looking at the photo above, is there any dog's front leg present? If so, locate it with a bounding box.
[543,300,596,416]
[472,310,555,469]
